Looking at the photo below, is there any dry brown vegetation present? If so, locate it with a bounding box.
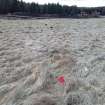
[0,18,105,105]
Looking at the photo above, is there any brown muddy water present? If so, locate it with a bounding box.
[0,18,105,105]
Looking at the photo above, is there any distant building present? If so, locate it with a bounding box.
[78,11,100,18]
[78,11,88,18]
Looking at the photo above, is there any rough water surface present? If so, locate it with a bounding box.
[0,18,105,105]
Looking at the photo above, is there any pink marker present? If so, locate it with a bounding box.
[57,75,65,86]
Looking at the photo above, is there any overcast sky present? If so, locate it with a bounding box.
[23,0,105,7]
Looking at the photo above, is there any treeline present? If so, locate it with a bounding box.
[0,0,105,17]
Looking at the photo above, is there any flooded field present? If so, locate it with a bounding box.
[0,18,105,105]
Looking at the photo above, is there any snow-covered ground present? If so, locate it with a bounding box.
[0,18,105,105]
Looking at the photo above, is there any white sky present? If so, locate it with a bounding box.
[23,0,105,7]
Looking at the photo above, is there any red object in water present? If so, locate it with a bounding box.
[57,76,65,85]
